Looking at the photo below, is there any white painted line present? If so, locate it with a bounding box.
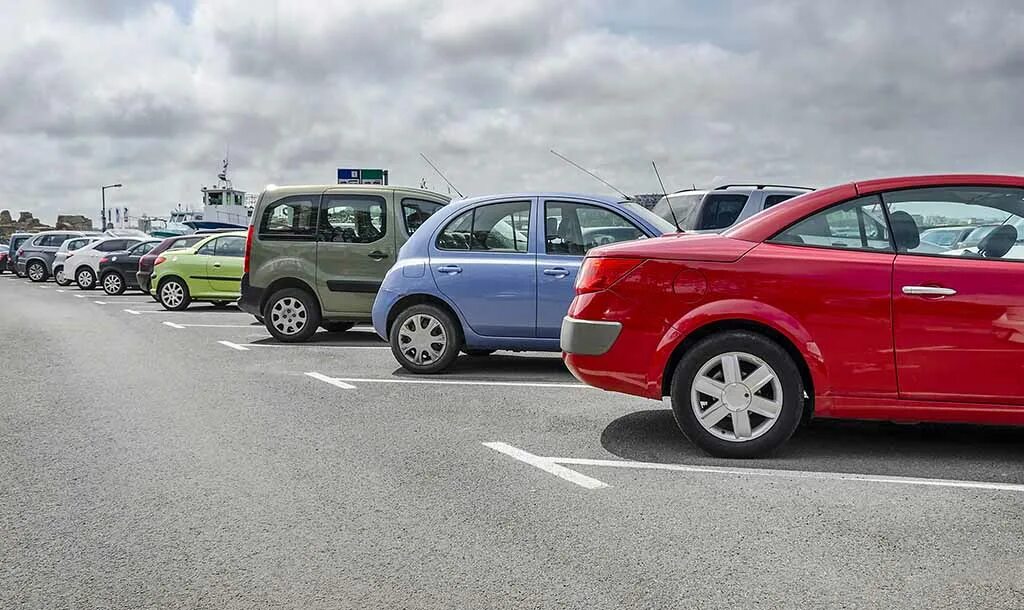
[163,321,186,329]
[553,456,1024,494]
[305,372,357,390]
[74,294,87,298]
[235,343,387,350]
[93,301,107,305]
[124,309,141,315]
[218,340,250,351]
[169,323,258,329]
[56,289,65,293]
[483,442,609,490]
[327,377,588,389]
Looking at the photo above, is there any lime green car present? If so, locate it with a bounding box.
[150,231,247,310]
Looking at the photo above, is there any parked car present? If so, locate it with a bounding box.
[562,174,1024,458]
[0,244,8,274]
[64,236,147,290]
[372,192,677,373]
[137,234,209,297]
[652,184,811,232]
[16,231,93,282]
[53,236,102,285]
[919,225,995,249]
[149,231,247,310]
[239,184,451,341]
[7,232,35,277]
[98,239,162,295]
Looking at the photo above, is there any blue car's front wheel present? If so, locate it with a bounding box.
[390,304,461,374]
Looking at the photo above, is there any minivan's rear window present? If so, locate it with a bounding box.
[259,195,318,241]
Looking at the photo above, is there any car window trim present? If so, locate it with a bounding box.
[258,194,321,242]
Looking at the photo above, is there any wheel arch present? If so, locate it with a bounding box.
[262,277,322,316]
[385,293,464,342]
[658,304,828,420]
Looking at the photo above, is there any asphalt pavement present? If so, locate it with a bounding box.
[2,274,1023,609]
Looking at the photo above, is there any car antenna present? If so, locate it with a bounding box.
[420,153,464,198]
[652,160,681,231]
[550,149,632,200]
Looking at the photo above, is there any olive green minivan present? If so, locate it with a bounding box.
[239,184,450,342]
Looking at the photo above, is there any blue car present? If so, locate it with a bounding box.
[372,192,676,373]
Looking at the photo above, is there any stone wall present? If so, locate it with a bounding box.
[0,210,56,242]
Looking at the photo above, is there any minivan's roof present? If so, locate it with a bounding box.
[451,191,621,209]
[262,184,450,200]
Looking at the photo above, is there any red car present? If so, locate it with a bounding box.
[562,175,1024,458]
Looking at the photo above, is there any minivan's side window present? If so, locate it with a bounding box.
[882,186,1024,261]
[319,194,387,244]
[402,198,445,235]
[698,194,748,230]
[259,195,318,241]
[544,201,644,255]
[437,201,531,253]
[771,195,893,252]
[764,194,796,209]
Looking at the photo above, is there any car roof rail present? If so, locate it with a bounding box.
[713,183,814,191]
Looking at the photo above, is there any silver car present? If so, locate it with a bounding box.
[17,231,94,282]
[652,184,812,232]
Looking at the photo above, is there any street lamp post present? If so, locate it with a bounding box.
[101,183,122,230]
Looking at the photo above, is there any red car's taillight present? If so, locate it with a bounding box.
[154,256,166,266]
[575,257,644,295]
[243,224,254,274]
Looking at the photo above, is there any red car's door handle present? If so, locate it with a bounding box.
[902,285,957,297]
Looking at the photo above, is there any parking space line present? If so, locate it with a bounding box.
[231,343,387,350]
[305,372,357,389]
[93,301,107,305]
[483,442,610,489]
[56,289,65,293]
[163,321,186,329]
[218,340,250,351]
[323,376,588,389]
[165,323,257,329]
[124,309,141,314]
[75,294,87,298]
[485,442,1024,494]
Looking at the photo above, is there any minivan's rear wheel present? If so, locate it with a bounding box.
[27,261,48,282]
[54,267,70,286]
[102,271,126,295]
[670,331,803,459]
[76,267,97,290]
[264,288,321,342]
[158,278,191,311]
[321,321,355,333]
[390,304,461,374]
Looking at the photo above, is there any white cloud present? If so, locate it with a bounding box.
[1,0,1023,223]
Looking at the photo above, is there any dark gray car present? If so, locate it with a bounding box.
[17,231,91,282]
[7,232,37,277]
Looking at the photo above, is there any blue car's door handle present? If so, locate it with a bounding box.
[437,265,462,274]
[543,267,570,278]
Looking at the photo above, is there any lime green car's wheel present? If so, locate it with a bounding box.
[158,277,191,311]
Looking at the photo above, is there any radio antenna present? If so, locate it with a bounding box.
[420,153,463,198]
[652,160,681,232]
[550,149,631,200]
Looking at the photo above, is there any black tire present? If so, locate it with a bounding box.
[389,304,461,374]
[157,277,191,311]
[27,261,48,282]
[101,271,126,295]
[462,349,495,357]
[321,321,355,333]
[75,267,97,290]
[669,330,804,459]
[54,267,70,286]
[263,287,321,343]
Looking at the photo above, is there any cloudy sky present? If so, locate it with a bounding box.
[2,0,1023,223]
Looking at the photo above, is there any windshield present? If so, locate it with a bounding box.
[621,202,678,234]
[652,193,702,230]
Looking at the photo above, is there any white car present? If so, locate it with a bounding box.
[53,236,102,286]
[63,236,146,290]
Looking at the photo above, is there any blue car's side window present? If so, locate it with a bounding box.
[544,201,644,255]
[437,201,531,253]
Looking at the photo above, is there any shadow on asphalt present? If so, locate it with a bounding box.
[250,330,386,346]
[600,408,1024,483]
[385,352,574,381]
